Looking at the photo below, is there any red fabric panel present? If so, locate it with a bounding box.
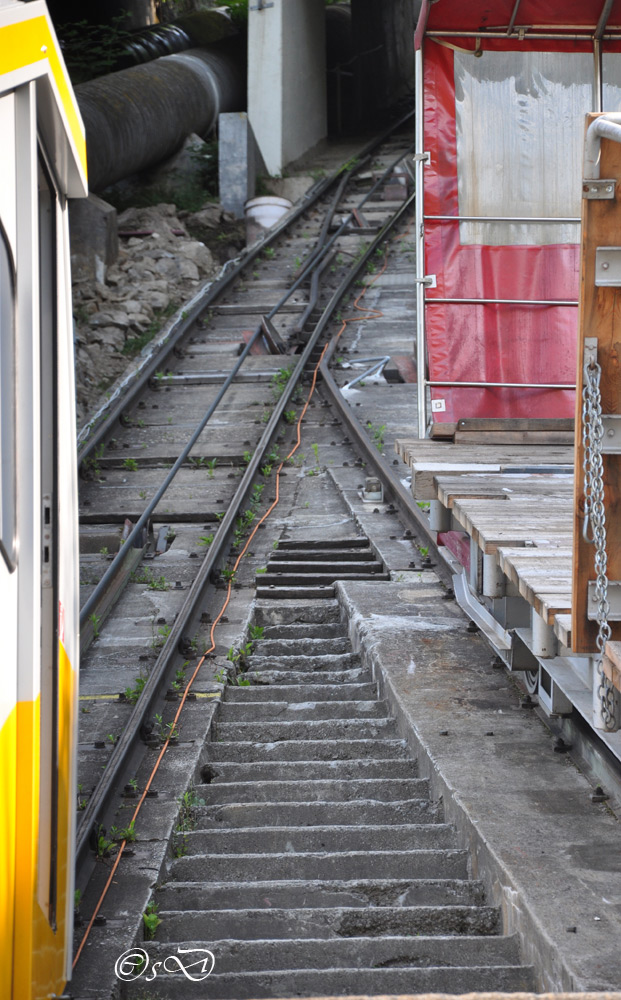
[424,0,621,32]
[423,41,580,422]
[437,530,471,573]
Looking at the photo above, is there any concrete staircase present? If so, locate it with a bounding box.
[147,599,534,997]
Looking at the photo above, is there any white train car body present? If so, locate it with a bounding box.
[0,2,86,997]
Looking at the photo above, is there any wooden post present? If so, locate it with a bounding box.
[572,113,621,652]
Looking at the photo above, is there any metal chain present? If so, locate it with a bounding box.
[582,359,617,730]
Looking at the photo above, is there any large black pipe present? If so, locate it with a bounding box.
[76,45,244,192]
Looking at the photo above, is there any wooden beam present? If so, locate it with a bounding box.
[573,114,621,652]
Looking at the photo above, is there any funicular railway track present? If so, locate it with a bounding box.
[70,112,621,999]
[74,117,425,869]
[73,116,485,995]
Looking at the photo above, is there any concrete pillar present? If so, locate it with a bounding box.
[218,112,257,219]
[248,0,327,176]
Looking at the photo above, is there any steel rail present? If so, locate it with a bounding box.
[75,124,416,867]
[79,143,415,630]
[78,324,263,628]
[317,196,456,592]
[76,110,414,465]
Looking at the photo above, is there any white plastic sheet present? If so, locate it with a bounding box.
[454,50,594,246]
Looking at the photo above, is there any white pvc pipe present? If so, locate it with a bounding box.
[429,500,451,532]
[531,608,557,658]
[584,113,621,179]
[482,554,505,598]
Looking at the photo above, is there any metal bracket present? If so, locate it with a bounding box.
[583,178,616,200]
[414,275,436,287]
[413,152,430,164]
[452,571,512,651]
[588,581,621,620]
[584,337,598,367]
[595,247,621,286]
[42,493,52,588]
[600,414,621,453]
[250,0,273,8]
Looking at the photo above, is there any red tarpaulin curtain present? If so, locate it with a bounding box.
[422,39,586,421]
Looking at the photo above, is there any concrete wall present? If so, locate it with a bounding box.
[351,0,416,120]
[248,0,327,176]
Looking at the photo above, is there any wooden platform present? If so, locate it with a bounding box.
[496,546,573,626]
[435,473,573,509]
[395,439,574,501]
[450,496,572,554]
[395,436,577,649]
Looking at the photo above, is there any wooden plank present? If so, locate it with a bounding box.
[430,422,457,440]
[495,546,573,623]
[538,593,574,625]
[395,439,574,493]
[456,418,575,432]
[434,473,574,509]
[454,430,574,445]
[396,439,574,464]
[603,641,621,692]
[573,114,621,652]
[412,459,573,500]
[554,614,572,648]
[451,497,572,553]
[414,463,501,498]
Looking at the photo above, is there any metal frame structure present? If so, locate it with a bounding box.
[414,0,621,436]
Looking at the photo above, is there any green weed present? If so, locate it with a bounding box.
[143,901,161,940]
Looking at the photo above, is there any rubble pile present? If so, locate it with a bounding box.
[72,202,243,423]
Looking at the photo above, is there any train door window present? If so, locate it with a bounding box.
[37,150,59,929]
[0,221,16,572]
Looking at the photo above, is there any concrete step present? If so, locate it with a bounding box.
[203,777,428,805]
[217,699,389,721]
[261,622,348,640]
[180,823,456,855]
[155,903,499,942]
[254,601,341,627]
[127,962,534,998]
[214,717,398,743]
[244,667,372,685]
[270,545,383,568]
[259,571,389,586]
[246,652,362,672]
[277,537,370,550]
[251,636,352,656]
[256,584,336,600]
[196,798,441,828]
[266,559,384,573]
[201,757,419,782]
[156,877,487,911]
[169,851,467,886]
[271,548,378,563]
[223,682,377,702]
[204,738,409,763]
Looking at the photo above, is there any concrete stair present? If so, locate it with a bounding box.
[144,597,534,997]
[256,538,389,599]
